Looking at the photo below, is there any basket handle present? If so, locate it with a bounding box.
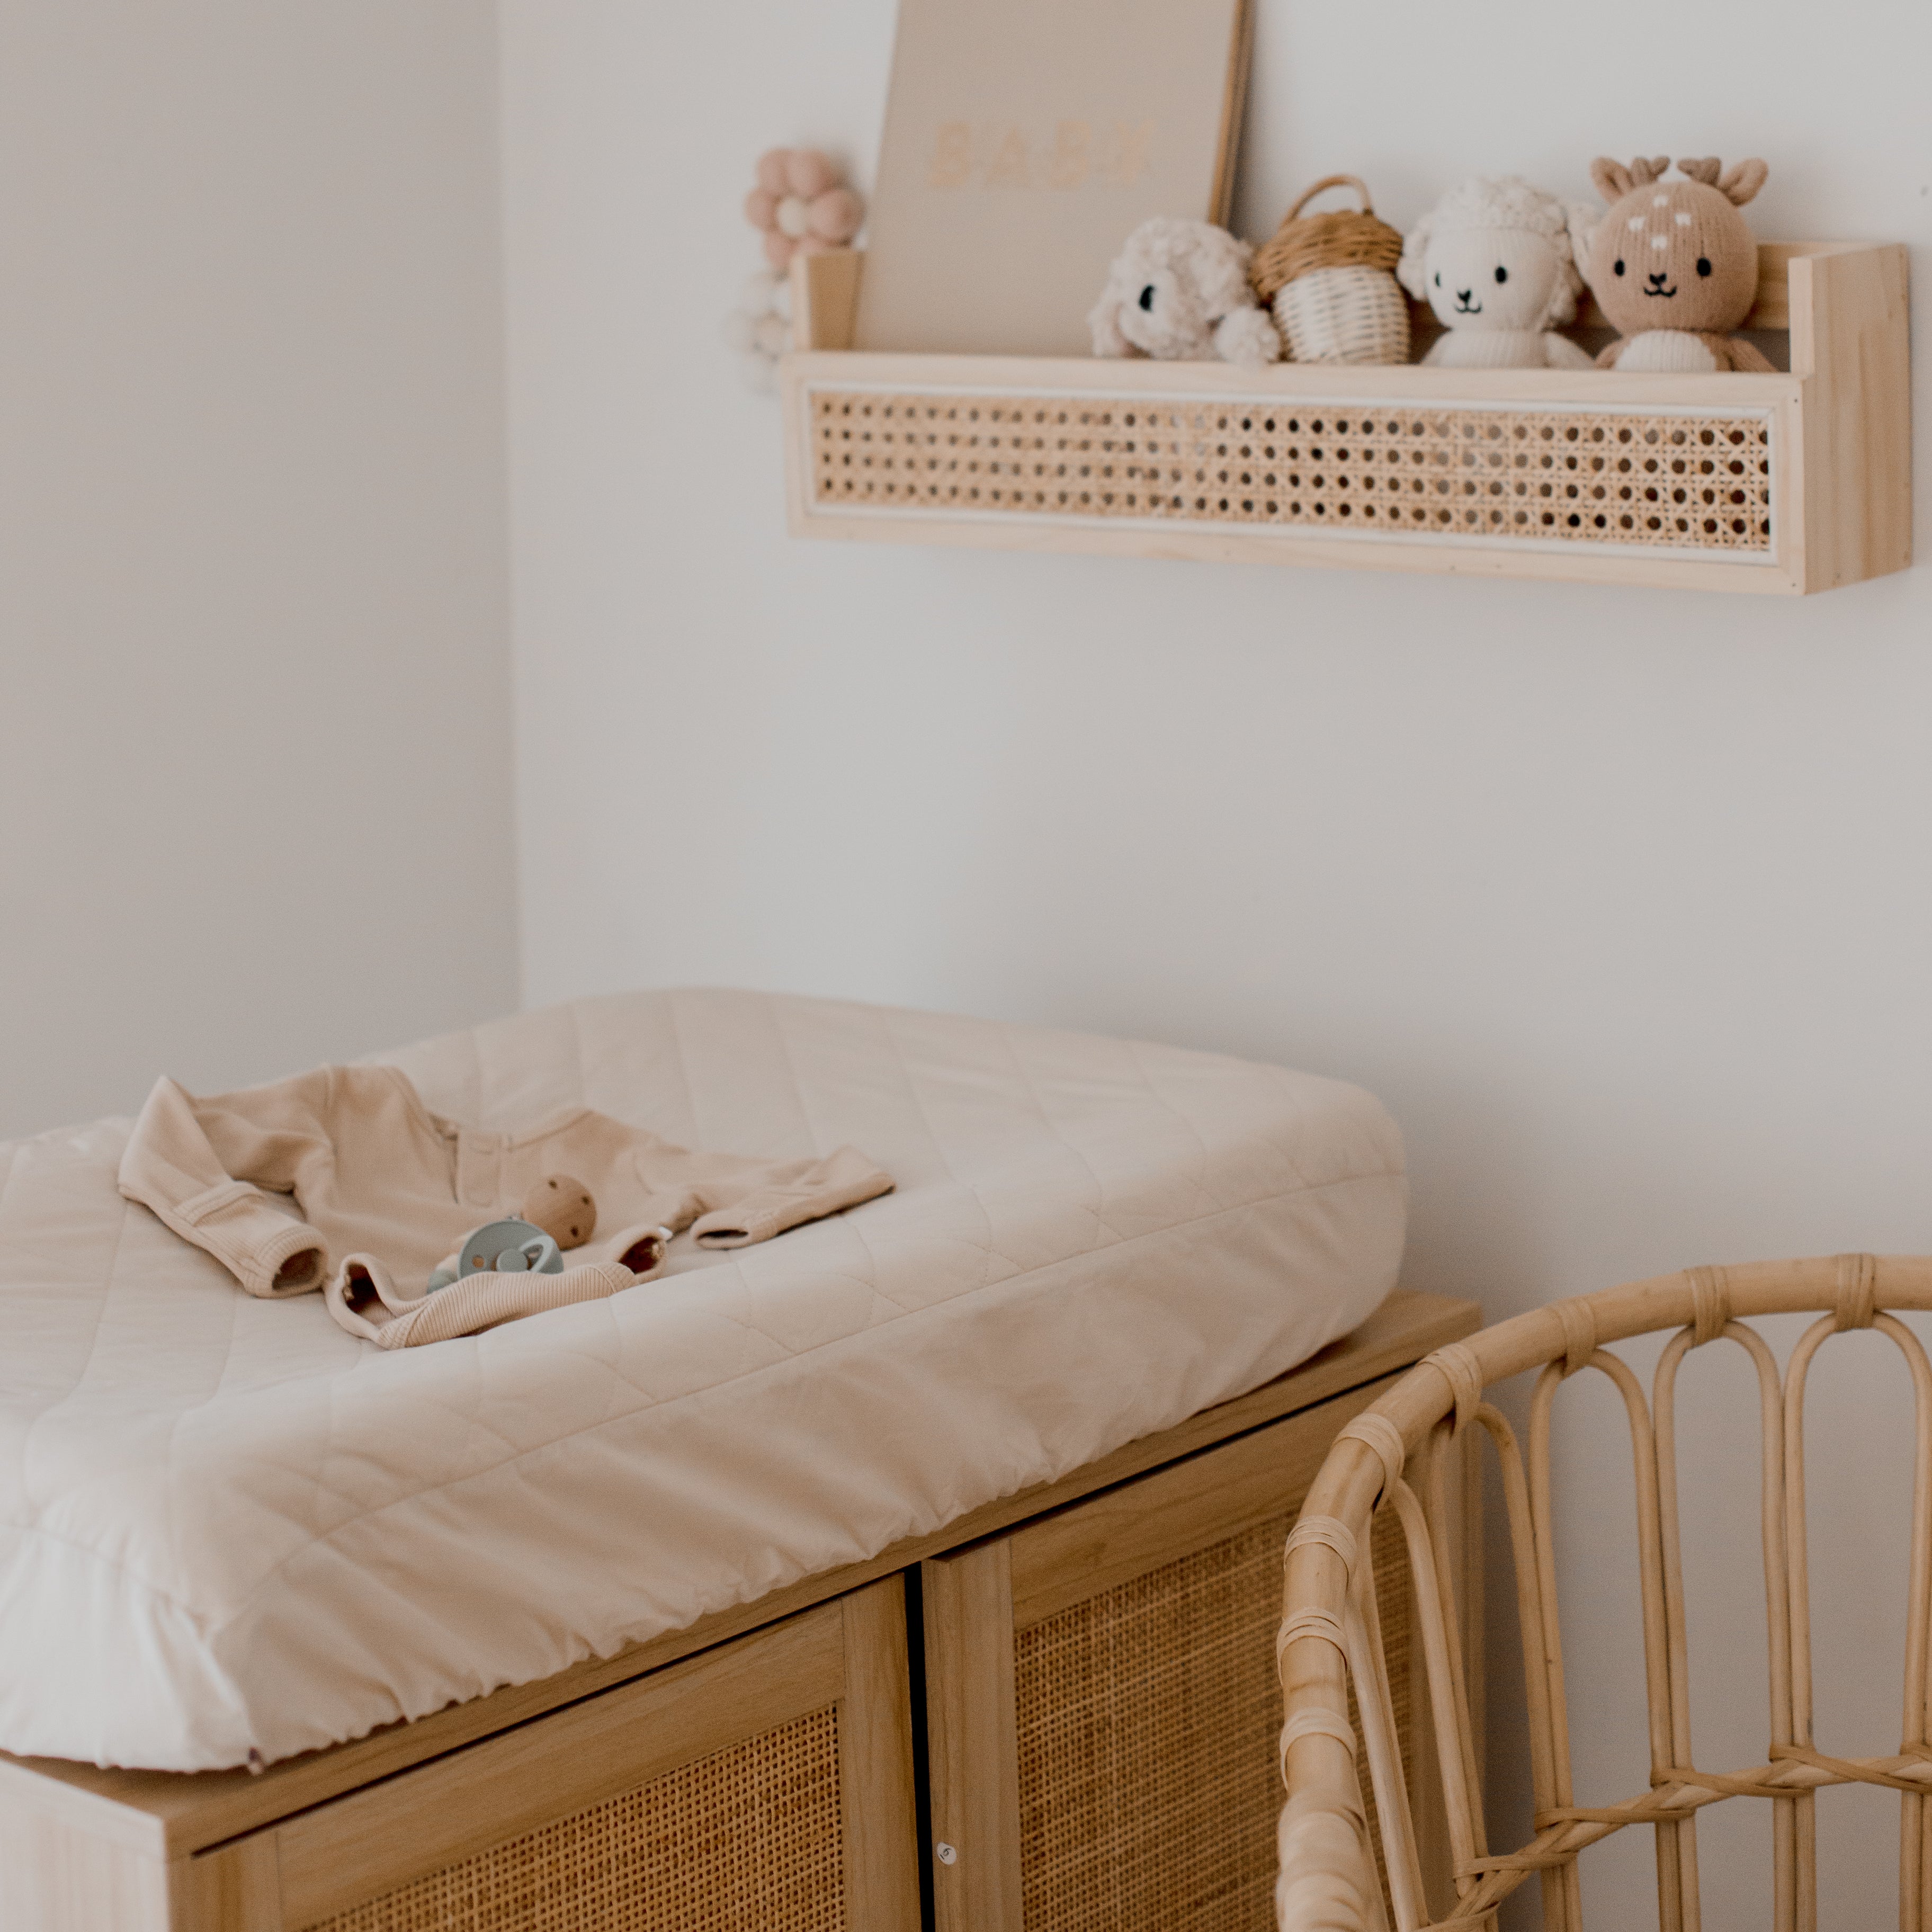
[1283,173,1374,222]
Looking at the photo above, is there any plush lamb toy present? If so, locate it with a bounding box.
[1089,217,1282,365]
[1574,156,1773,372]
[1397,177,1595,369]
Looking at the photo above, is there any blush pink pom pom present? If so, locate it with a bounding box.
[785,150,836,199]
[740,146,863,289]
[807,187,862,243]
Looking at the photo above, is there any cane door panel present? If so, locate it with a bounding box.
[175,1582,919,1932]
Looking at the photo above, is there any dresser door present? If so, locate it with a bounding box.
[920,1376,1471,1932]
[173,1580,918,1932]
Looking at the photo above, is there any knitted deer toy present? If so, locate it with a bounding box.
[1577,156,1773,372]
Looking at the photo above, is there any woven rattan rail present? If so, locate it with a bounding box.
[1274,1254,1932,1932]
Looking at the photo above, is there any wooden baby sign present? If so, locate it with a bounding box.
[852,0,1252,356]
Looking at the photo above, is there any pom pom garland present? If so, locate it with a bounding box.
[741,147,863,271]
[728,146,864,393]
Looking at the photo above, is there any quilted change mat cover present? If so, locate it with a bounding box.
[0,989,1405,1769]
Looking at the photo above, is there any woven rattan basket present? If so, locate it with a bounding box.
[1274,1253,1932,1932]
[1253,175,1409,367]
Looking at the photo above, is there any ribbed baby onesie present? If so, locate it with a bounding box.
[117,1065,893,1341]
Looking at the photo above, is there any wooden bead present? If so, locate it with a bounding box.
[522,1173,597,1250]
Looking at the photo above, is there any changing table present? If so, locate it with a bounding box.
[0,989,1473,1929]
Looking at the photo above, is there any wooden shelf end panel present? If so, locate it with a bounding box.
[1791,243,1912,592]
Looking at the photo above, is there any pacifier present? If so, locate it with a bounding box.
[426,1218,565,1291]
[458,1219,563,1277]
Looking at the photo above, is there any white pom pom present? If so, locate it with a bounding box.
[1213,307,1283,367]
[775,195,810,239]
[769,278,793,323]
[740,268,782,312]
[721,310,756,352]
[754,314,791,357]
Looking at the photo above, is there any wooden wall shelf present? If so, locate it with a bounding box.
[781,245,1909,595]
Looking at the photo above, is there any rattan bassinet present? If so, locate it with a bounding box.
[1275,1254,1932,1931]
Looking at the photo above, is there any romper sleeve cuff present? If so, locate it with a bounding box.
[170,1183,329,1298]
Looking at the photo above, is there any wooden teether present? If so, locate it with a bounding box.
[522,1173,597,1250]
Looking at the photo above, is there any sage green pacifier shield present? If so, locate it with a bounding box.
[453,1219,565,1280]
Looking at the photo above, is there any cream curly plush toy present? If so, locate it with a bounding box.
[1398,177,1595,369]
[1089,218,1282,365]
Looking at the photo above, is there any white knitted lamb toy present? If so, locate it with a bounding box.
[1089,217,1282,366]
[1397,177,1595,369]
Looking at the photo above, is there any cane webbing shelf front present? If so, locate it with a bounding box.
[1276,1254,1932,1932]
[301,1707,845,1932]
[1016,1507,1410,1932]
[807,392,1774,556]
[782,244,1910,596]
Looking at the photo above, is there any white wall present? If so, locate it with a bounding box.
[0,3,516,1140]
[500,2,1931,1921]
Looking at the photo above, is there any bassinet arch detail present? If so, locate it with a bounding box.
[1276,1254,1932,1932]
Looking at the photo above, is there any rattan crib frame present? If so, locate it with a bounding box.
[1274,1253,1932,1932]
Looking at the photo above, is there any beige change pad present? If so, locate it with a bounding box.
[0,989,1403,1770]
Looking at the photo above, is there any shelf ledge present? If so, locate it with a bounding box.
[781,245,1910,596]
